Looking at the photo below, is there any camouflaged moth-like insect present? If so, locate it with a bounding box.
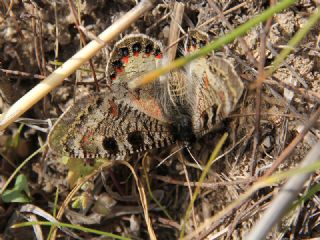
[48,31,244,160]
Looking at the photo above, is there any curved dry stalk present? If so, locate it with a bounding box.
[116,160,157,240]
[52,161,113,240]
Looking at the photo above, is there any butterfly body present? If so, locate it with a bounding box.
[48,31,244,160]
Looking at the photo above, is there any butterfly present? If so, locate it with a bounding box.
[48,30,244,160]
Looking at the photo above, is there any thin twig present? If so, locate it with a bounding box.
[251,0,274,176]
[263,107,320,177]
[197,2,247,30]
[180,152,198,230]
[265,79,320,103]
[67,0,100,92]
[208,0,259,68]
[31,4,43,74]
[247,141,320,240]
[152,174,256,189]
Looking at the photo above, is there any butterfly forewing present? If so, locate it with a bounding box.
[48,93,174,159]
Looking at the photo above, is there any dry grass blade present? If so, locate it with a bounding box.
[180,133,228,238]
[185,156,320,240]
[166,2,184,63]
[0,0,154,131]
[142,155,173,220]
[27,214,43,240]
[247,141,320,240]
[116,160,157,240]
[19,204,81,239]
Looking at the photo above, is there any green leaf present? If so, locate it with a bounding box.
[1,174,31,203]
[9,123,24,149]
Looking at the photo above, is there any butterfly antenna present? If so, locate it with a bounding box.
[186,147,204,170]
[156,145,185,168]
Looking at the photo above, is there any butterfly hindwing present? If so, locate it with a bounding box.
[106,34,167,122]
[106,34,163,85]
[171,30,244,137]
[187,55,244,137]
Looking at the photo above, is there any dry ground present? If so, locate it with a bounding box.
[0,0,320,239]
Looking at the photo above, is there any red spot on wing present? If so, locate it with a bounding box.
[84,158,95,166]
[110,73,117,81]
[116,67,123,73]
[81,130,94,145]
[155,53,162,59]
[81,135,89,144]
[204,74,209,89]
[134,52,139,57]
[122,56,129,64]
[108,99,119,118]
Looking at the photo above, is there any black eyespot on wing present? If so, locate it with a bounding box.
[119,47,129,57]
[110,72,116,80]
[96,97,104,107]
[199,40,206,48]
[127,131,144,150]
[103,137,119,155]
[201,111,209,130]
[191,37,197,46]
[132,42,142,53]
[88,104,95,113]
[211,105,218,125]
[112,59,123,68]
[145,43,153,54]
[154,48,162,58]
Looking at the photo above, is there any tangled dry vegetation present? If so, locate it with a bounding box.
[0,0,320,239]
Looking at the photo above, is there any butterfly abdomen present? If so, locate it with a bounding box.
[170,114,196,144]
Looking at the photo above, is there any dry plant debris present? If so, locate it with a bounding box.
[0,1,319,239]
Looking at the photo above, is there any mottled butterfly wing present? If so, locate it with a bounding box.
[188,56,244,137]
[106,34,167,122]
[49,34,172,159]
[184,30,244,137]
[185,29,209,53]
[48,93,174,159]
[48,30,244,158]
[106,34,163,84]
